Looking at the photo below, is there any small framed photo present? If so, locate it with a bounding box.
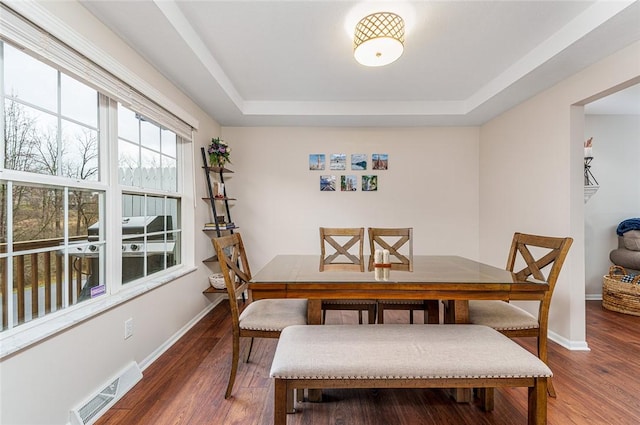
[351,154,367,170]
[309,154,325,170]
[330,153,346,170]
[320,175,336,191]
[362,175,378,191]
[372,154,388,170]
[341,175,357,191]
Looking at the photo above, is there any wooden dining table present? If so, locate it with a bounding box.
[249,254,548,403]
[249,254,548,325]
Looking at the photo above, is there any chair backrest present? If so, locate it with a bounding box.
[212,233,253,330]
[506,232,573,327]
[319,227,365,272]
[368,227,414,271]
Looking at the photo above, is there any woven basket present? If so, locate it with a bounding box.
[602,265,640,316]
[208,273,227,290]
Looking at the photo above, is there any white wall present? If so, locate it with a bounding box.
[479,41,640,349]
[584,114,640,297]
[220,127,481,271]
[0,3,223,425]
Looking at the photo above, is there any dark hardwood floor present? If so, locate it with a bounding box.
[95,300,640,425]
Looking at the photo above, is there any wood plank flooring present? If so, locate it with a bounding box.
[95,301,640,425]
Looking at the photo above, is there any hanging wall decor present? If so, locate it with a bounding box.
[310,153,387,192]
[309,154,325,170]
[351,154,367,170]
[341,175,357,191]
[320,175,336,191]
[362,175,378,191]
[372,153,388,170]
[330,153,347,170]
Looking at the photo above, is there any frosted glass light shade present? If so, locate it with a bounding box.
[354,12,405,67]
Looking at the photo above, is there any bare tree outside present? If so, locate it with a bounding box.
[3,99,100,242]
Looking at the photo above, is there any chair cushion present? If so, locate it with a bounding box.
[239,299,308,331]
[270,324,552,380]
[468,300,539,330]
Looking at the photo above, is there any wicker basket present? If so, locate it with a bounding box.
[208,273,227,290]
[602,265,640,316]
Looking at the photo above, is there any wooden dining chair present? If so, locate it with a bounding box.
[212,233,308,399]
[320,227,377,324]
[369,227,439,324]
[467,232,573,401]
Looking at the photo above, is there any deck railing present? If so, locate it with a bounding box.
[0,236,91,331]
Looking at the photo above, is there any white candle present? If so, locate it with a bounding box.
[375,266,383,281]
[382,249,390,280]
[374,249,382,264]
[382,249,390,264]
[374,249,383,281]
[584,147,593,157]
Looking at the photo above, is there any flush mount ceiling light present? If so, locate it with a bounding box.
[353,12,405,67]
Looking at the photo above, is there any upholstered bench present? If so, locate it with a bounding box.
[270,324,552,425]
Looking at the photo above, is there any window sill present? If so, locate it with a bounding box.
[0,265,197,359]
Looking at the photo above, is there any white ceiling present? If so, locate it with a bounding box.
[80,0,640,127]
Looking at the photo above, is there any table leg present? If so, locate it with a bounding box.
[445,300,472,402]
[453,300,469,323]
[307,299,323,402]
[307,299,322,324]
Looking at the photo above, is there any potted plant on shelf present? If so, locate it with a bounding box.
[208,137,231,168]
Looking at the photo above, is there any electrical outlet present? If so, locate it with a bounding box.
[124,318,133,339]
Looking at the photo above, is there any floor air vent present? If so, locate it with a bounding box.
[70,362,142,425]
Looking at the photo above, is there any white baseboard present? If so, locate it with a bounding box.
[549,329,590,351]
[585,294,603,301]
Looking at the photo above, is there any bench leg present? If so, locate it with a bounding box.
[528,378,548,425]
[286,388,295,414]
[450,388,472,403]
[477,388,495,412]
[274,379,287,425]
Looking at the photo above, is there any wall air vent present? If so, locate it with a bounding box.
[70,362,142,425]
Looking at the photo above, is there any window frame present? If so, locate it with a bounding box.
[0,4,196,358]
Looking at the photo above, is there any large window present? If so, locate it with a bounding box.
[0,10,188,334]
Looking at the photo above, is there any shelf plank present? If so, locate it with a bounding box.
[203,286,226,294]
[203,255,218,263]
[201,197,237,201]
[202,165,234,173]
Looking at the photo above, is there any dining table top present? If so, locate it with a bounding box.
[249,254,547,301]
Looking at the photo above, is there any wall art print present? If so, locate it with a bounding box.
[330,153,346,170]
[309,154,325,170]
[362,175,378,191]
[341,175,357,191]
[320,175,336,191]
[351,153,367,170]
[372,153,388,170]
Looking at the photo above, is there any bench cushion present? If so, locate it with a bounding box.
[270,324,552,380]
